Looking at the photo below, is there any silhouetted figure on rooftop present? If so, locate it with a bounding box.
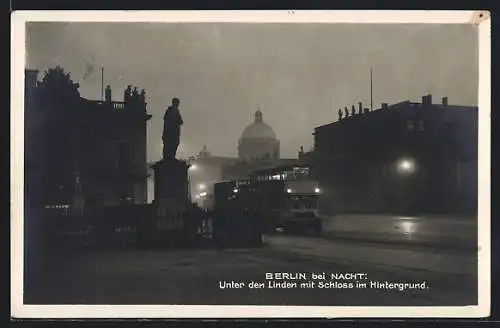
[162,97,183,160]
[338,109,343,120]
[105,85,112,102]
[344,106,349,118]
[132,87,139,102]
[124,85,132,102]
[140,89,146,105]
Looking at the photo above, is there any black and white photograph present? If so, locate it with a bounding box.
[11,11,490,318]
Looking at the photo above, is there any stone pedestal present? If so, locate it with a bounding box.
[152,159,190,203]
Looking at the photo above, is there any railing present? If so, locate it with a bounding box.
[86,100,127,110]
[113,102,126,110]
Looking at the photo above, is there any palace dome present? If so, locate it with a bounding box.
[240,110,276,140]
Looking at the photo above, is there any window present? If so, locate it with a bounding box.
[116,141,130,169]
[419,120,425,131]
[406,120,414,131]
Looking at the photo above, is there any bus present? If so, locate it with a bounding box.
[214,164,322,235]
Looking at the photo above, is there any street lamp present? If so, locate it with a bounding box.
[396,158,416,175]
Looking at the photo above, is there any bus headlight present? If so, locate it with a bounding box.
[314,188,321,193]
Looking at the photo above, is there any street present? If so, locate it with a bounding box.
[24,233,477,306]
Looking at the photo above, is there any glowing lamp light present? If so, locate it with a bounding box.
[189,164,197,171]
[286,188,292,193]
[397,158,416,174]
[199,191,207,197]
[233,188,239,193]
[314,187,321,193]
[198,183,206,190]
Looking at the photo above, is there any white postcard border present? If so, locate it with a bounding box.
[10,10,491,319]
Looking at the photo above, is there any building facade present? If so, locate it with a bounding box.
[238,110,280,161]
[188,145,237,202]
[25,67,152,215]
[313,95,478,215]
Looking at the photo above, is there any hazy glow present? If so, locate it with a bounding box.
[401,221,414,235]
[397,158,416,174]
[198,183,206,190]
[286,188,292,193]
[314,187,321,193]
[233,188,239,193]
[189,164,197,171]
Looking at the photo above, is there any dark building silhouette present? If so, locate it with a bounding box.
[25,69,39,106]
[25,67,152,215]
[313,95,478,215]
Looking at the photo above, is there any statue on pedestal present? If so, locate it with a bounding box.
[162,97,183,160]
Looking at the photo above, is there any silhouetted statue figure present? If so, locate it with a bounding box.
[124,85,132,102]
[132,87,139,103]
[105,85,112,102]
[162,97,183,160]
[344,106,349,118]
[338,109,343,120]
[140,89,146,105]
[351,105,356,116]
[358,102,363,115]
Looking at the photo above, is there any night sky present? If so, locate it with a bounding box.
[26,23,478,162]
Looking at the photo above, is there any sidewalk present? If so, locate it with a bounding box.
[316,213,477,251]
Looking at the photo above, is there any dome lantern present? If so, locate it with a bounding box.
[255,110,263,122]
[240,109,276,141]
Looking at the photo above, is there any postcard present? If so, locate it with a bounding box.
[11,10,491,319]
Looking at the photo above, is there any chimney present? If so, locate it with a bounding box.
[105,85,112,102]
[442,97,448,106]
[422,94,432,106]
[381,103,388,109]
[25,69,39,89]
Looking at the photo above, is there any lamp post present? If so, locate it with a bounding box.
[395,157,417,213]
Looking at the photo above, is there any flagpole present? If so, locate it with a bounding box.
[370,67,373,111]
[101,67,104,101]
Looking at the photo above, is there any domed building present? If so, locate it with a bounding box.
[238,110,280,161]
